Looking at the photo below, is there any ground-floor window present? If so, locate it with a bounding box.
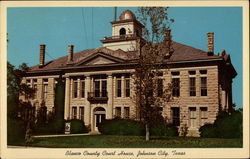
[171,107,180,126]
[79,106,84,121]
[72,107,77,119]
[189,107,197,128]
[200,107,208,126]
[124,107,130,119]
[115,107,121,118]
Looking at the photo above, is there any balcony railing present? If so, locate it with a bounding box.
[87,91,108,103]
[102,34,138,42]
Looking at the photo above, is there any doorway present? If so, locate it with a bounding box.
[93,107,106,131]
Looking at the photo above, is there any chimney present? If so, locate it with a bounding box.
[39,44,46,67]
[207,32,214,56]
[67,45,74,63]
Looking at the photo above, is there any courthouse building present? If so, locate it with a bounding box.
[20,10,237,136]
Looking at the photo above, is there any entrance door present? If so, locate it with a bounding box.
[93,107,106,131]
[95,114,105,131]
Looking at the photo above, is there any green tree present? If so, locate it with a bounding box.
[53,75,65,133]
[134,7,174,141]
[7,62,35,144]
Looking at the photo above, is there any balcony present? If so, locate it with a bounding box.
[101,34,138,43]
[87,91,108,103]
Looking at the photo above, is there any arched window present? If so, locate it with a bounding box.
[119,28,126,35]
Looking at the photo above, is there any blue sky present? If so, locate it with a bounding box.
[7,7,242,108]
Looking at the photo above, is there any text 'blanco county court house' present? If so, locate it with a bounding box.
[19,10,237,136]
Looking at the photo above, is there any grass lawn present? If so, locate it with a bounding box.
[9,135,242,148]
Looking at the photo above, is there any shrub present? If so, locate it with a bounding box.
[98,118,145,136]
[7,118,26,144]
[215,111,242,138]
[199,111,242,138]
[199,124,217,138]
[68,119,88,134]
[150,124,178,137]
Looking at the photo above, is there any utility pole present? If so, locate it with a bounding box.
[114,7,117,21]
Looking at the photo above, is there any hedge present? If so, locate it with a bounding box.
[150,124,178,137]
[98,118,178,137]
[199,111,242,138]
[98,118,145,136]
[67,119,88,134]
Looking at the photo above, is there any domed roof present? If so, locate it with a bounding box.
[119,10,136,20]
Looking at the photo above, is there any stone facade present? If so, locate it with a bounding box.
[20,10,236,136]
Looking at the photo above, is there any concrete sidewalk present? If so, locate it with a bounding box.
[34,131,100,138]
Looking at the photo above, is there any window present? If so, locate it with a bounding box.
[172,78,180,97]
[125,79,130,97]
[119,28,126,35]
[171,71,180,76]
[200,107,208,126]
[189,77,196,96]
[93,78,107,97]
[81,80,85,98]
[124,107,130,119]
[157,79,163,97]
[201,77,207,96]
[189,107,197,128]
[117,79,122,97]
[73,80,78,98]
[200,70,207,74]
[171,107,180,126]
[72,107,77,119]
[115,107,121,118]
[94,80,100,97]
[101,81,107,97]
[188,70,196,75]
[43,84,48,99]
[33,84,37,99]
[79,107,84,121]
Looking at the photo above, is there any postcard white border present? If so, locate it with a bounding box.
[0,1,249,159]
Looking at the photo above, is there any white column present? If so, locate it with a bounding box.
[121,75,125,98]
[107,75,113,119]
[64,77,70,120]
[113,76,117,99]
[85,76,91,126]
[221,90,226,110]
[77,78,80,98]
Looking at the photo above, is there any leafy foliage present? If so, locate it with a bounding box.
[133,7,174,140]
[7,62,35,144]
[150,124,178,137]
[67,119,88,134]
[53,76,66,133]
[199,111,243,138]
[98,118,145,136]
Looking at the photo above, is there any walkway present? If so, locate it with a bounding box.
[34,131,100,138]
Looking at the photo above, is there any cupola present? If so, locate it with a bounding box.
[100,10,144,51]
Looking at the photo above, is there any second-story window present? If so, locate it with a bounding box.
[33,84,37,99]
[73,79,78,98]
[201,77,207,96]
[157,78,163,97]
[172,78,180,97]
[93,76,107,97]
[125,78,130,97]
[43,84,48,99]
[189,77,196,96]
[117,78,122,97]
[81,80,85,98]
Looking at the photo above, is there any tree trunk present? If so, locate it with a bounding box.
[145,123,150,141]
